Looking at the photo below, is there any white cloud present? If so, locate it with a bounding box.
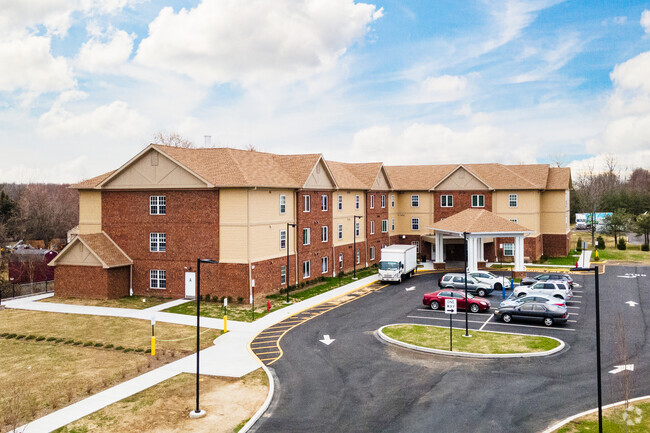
[350,123,537,165]
[0,35,75,93]
[641,10,650,34]
[421,74,471,102]
[512,33,584,83]
[610,50,650,94]
[38,100,149,139]
[76,29,134,72]
[135,0,382,86]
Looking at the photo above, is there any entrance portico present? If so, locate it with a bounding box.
[428,209,533,276]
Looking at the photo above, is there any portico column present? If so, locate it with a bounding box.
[435,232,444,263]
[478,237,484,262]
[467,235,477,273]
[514,235,525,272]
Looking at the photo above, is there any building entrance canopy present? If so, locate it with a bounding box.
[427,209,534,273]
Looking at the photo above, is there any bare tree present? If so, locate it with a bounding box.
[18,184,78,248]
[244,143,258,152]
[152,131,195,148]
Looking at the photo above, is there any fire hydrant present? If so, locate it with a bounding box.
[267,301,272,312]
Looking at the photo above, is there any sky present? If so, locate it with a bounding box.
[1,0,649,183]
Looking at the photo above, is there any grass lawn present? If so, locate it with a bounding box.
[556,399,650,433]
[39,295,173,310]
[54,370,268,433]
[0,309,221,432]
[382,324,560,354]
[165,267,378,322]
[568,229,650,264]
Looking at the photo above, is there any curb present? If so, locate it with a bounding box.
[238,363,274,433]
[377,323,566,359]
[540,395,650,433]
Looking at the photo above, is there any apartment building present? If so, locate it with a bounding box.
[50,145,570,299]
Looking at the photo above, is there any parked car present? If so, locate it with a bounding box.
[469,271,511,290]
[499,293,566,309]
[438,273,494,297]
[521,273,573,289]
[423,289,491,313]
[513,281,573,301]
[494,302,569,327]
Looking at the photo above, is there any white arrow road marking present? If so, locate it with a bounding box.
[609,364,634,374]
[626,301,639,307]
[320,335,335,345]
[618,273,647,278]
[405,286,416,291]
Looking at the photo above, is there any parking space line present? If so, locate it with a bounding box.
[572,295,583,298]
[415,308,489,317]
[479,314,494,331]
[567,306,580,309]
[567,320,577,323]
[483,321,576,332]
[573,290,584,293]
[407,315,488,325]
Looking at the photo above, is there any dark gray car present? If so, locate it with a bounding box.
[521,273,574,288]
[438,273,493,297]
[494,302,569,327]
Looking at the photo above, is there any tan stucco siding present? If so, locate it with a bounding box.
[333,190,365,246]
[79,190,102,234]
[394,192,433,235]
[219,226,248,263]
[248,189,295,225]
[54,240,103,267]
[492,191,541,232]
[249,223,296,262]
[541,190,570,234]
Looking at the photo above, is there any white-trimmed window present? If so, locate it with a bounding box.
[150,233,166,252]
[280,195,286,214]
[411,241,420,254]
[441,195,453,207]
[281,265,286,284]
[411,218,419,231]
[355,222,360,236]
[370,195,375,209]
[391,195,395,207]
[150,269,166,289]
[509,194,518,207]
[381,195,386,208]
[339,253,343,269]
[370,221,375,235]
[356,250,360,264]
[280,230,287,249]
[304,195,311,212]
[471,194,484,207]
[504,243,514,256]
[321,256,328,274]
[303,260,311,278]
[303,228,310,245]
[355,195,360,209]
[322,226,328,242]
[321,195,328,211]
[411,194,419,207]
[338,224,343,240]
[370,246,375,261]
[338,194,343,210]
[391,218,395,231]
[510,218,518,224]
[150,196,166,215]
[381,220,388,233]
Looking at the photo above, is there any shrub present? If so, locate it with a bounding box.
[35,336,44,341]
[6,333,17,339]
[135,348,144,353]
[65,339,74,344]
[123,348,133,353]
[55,338,64,343]
[576,237,583,252]
[617,237,627,250]
[26,335,36,340]
[115,346,124,351]
[227,296,233,304]
[46,337,56,342]
[0,332,8,337]
[643,243,649,252]
[73,341,82,346]
[94,342,103,347]
[105,344,114,349]
[83,342,93,347]
[596,235,606,250]
[204,294,211,302]
[237,296,243,303]
[145,348,151,354]
[16,335,26,339]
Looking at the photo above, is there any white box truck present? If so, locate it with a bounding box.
[378,245,418,283]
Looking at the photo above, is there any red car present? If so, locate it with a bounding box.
[422,289,491,313]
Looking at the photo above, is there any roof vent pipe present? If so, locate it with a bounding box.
[204,135,211,147]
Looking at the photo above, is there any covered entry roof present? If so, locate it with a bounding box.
[49,232,132,269]
[429,209,534,236]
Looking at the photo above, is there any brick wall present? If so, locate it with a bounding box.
[433,190,492,222]
[542,233,570,257]
[54,265,129,299]
[391,234,425,260]
[102,190,219,298]
[251,255,297,295]
[524,235,543,261]
[334,242,367,275]
[296,190,333,283]
[366,191,390,266]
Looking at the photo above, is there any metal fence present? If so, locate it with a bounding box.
[0,280,54,303]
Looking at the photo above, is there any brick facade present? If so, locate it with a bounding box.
[102,189,220,298]
[433,190,492,222]
[296,190,333,283]
[54,265,129,299]
[365,191,390,266]
[251,254,297,295]
[524,235,543,261]
[542,233,570,257]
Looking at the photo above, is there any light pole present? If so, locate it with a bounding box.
[190,258,218,419]
[353,215,363,279]
[286,223,296,303]
[574,265,602,433]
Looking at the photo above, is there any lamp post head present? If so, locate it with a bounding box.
[199,259,218,264]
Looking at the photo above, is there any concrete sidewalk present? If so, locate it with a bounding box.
[9,273,379,433]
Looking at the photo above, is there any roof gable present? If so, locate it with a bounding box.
[433,165,491,191]
[303,158,337,190]
[430,209,534,234]
[49,233,132,269]
[372,166,391,190]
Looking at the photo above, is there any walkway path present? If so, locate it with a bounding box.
[5,274,379,433]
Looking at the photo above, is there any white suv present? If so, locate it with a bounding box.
[470,271,511,290]
[513,281,573,301]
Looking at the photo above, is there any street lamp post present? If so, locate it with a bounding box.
[286,223,296,303]
[190,258,218,420]
[574,265,602,433]
[353,215,363,279]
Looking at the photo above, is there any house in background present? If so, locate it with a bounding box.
[49,144,571,299]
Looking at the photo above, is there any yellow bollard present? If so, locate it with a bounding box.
[151,317,156,356]
[151,336,155,356]
[224,315,227,333]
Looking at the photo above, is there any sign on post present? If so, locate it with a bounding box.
[445,298,457,351]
